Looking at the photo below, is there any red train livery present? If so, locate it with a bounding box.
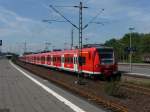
[19,47,121,80]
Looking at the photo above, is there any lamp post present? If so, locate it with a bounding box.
[129,27,135,72]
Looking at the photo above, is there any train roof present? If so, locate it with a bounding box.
[22,46,113,57]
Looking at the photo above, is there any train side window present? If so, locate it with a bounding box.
[69,57,72,63]
[74,57,75,64]
[70,57,73,63]
[76,57,77,64]
[56,57,58,62]
[53,57,55,62]
[57,57,59,62]
[34,57,36,61]
[58,57,61,62]
[68,57,70,63]
[67,57,69,63]
[79,56,86,65]
[41,56,45,62]
[47,56,51,62]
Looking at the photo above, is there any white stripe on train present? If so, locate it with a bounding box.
[28,62,101,75]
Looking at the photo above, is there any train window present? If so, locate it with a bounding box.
[47,56,51,62]
[41,56,45,62]
[79,56,86,65]
[67,57,69,63]
[59,57,61,62]
[68,57,70,63]
[76,57,77,63]
[98,48,114,64]
[60,57,61,62]
[57,57,61,62]
[70,57,73,63]
[53,57,54,62]
[74,57,75,64]
[69,57,72,63]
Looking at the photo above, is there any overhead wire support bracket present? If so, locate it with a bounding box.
[49,5,79,29]
[42,19,66,23]
[82,8,104,30]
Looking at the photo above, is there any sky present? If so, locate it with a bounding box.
[0,0,150,54]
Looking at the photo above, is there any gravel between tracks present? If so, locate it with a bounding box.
[14,60,150,112]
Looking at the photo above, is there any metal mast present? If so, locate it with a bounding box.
[71,28,74,49]
[46,2,103,84]
[78,2,83,81]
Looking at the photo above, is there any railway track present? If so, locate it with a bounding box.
[121,83,150,96]
[13,59,150,112]
[14,60,128,112]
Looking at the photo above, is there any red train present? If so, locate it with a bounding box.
[19,46,121,80]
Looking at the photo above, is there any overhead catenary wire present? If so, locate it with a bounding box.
[43,19,66,23]
[49,5,79,29]
[83,8,104,29]
[44,2,105,85]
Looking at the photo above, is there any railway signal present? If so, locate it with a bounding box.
[124,47,137,52]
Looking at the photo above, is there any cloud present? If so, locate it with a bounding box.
[1,0,150,54]
[0,6,72,53]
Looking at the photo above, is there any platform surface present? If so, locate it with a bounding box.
[0,59,106,112]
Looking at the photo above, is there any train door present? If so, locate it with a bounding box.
[74,54,78,72]
[51,55,53,66]
[61,55,64,69]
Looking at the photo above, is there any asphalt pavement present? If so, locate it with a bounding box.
[119,64,150,77]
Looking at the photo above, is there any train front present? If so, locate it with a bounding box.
[95,47,121,80]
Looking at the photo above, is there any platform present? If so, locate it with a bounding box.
[0,59,105,112]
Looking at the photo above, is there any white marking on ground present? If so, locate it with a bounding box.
[124,72,150,77]
[10,61,86,112]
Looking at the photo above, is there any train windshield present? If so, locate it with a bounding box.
[97,48,114,64]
